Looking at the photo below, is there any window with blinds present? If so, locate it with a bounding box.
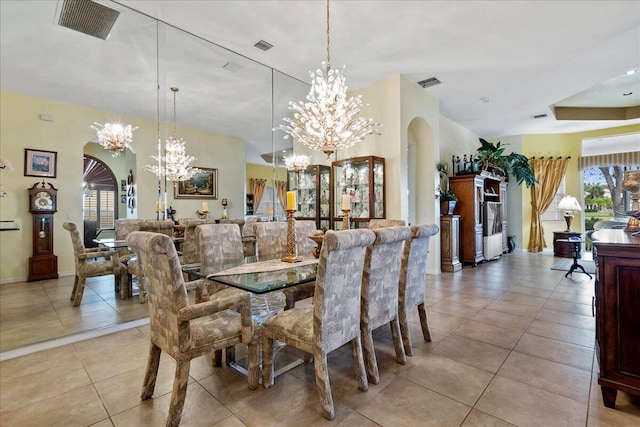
[83,190,115,228]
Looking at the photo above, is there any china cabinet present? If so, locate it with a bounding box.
[331,156,385,229]
[287,164,331,230]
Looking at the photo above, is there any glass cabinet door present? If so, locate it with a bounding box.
[331,156,385,229]
[287,164,331,230]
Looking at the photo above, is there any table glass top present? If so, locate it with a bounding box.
[182,255,318,294]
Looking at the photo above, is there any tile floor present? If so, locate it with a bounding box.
[1,251,640,426]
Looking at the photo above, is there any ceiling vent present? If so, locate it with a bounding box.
[254,40,274,51]
[58,0,119,40]
[533,113,548,119]
[417,77,441,88]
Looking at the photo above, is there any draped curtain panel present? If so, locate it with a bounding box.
[275,180,287,212]
[528,158,569,252]
[250,178,267,214]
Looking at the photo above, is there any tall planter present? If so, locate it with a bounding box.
[441,200,457,215]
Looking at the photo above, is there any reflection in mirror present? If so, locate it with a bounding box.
[0,1,313,353]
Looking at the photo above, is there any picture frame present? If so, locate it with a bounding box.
[24,148,57,178]
[174,167,218,199]
[121,195,127,203]
[121,180,127,192]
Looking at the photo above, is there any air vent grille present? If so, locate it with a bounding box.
[533,113,548,119]
[58,0,119,40]
[254,40,273,51]
[417,77,441,88]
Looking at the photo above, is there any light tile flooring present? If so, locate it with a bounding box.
[2,252,640,426]
[0,274,149,352]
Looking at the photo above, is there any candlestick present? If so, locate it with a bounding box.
[342,194,350,211]
[155,201,159,212]
[281,209,301,263]
[202,202,208,212]
[286,191,296,211]
[342,209,350,230]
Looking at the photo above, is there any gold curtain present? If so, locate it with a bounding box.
[275,180,287,212]
[250,178,267,214]
[528,158,569,252]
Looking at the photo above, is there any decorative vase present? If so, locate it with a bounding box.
[441,200,457,215]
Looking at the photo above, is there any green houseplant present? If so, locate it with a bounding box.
[476,138,536,188]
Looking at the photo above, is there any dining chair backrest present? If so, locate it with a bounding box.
[139,219,175,237]
[314,229,376,353]
[115,219,143,260]
[219,218,245,236]
[369,219,406,229]
[126,231,188,355]
[295,220,317,257]
[362,226,412,329]
[255,222,288,258]
[181,219,217,264]
[400,224,439,308]
[196,223,244,270]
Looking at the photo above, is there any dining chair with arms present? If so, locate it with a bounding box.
[115,219,147,303]
[398,223,440,355]
[126,231,259,427]
[63,222,127,306]
[361,226,412,384]
[181,219,217,265]
[261,229,376,420]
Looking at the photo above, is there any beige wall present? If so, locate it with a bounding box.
[0,91,245,283]
[521,123,640,251]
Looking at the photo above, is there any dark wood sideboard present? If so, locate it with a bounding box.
[592,229,640,408]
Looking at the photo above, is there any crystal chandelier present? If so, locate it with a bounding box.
[145,87,202,182]
[91,122,137,157]
[284,154,311,172]
[277,0,381,159]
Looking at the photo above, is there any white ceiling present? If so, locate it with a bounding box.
[1,0,639,165]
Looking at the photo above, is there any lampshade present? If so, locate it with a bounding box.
[557,195,582,212]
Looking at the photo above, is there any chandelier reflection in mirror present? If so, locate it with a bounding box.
[277,0,381,159]
[284,154,311,172]
[145,87,202,182]
[91,122,137,157]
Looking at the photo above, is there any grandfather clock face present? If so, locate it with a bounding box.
[28,182,57,213]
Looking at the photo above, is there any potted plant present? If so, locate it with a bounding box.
[436,162,458,215]
[476,138,536,188]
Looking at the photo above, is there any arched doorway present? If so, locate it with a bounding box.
[83,154,118,230]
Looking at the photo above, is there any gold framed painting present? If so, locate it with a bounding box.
[174,167,218,199]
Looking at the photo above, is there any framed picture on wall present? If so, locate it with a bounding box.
[174,167,218,199]
[24,148,57,178]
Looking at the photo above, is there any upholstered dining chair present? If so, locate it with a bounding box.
[126,231,259,427]
[398,223,440,356]
[115,219,146,302]
[181,219,216,265]
[368,219,406,229]
[255,220,318,310]
[63,222,127,306]
[361,226,412,384]
[196,223,245,296]
[262,229,376,420]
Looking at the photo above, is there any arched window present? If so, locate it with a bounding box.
[83,155,118,228]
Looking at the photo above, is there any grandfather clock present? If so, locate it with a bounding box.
[27,181,58,281]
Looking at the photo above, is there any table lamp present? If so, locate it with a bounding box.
[557,195,582,232]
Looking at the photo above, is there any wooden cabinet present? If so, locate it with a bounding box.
[331,156,385,229]
[287,164,331,230]
[449,174,506,265]
[592,229,640,408]
[440,214,462,272]
[553,231,581,258]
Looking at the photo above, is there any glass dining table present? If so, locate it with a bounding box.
[182,255,319,376]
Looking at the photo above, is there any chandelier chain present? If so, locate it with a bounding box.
[326,0,330,71]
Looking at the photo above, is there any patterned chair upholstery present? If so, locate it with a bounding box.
[139,219,175,236]
[63,222,127,306]
[368,219,406,229]
[241,218,261,257]
[255,221,318,310]
[126,231,259,427]
[181,219,217,265]
[219,218,245,236]
[114,219,142,264]
[398,223,440,356]
[196,223,245,296]
[262,229,376,420]
[360,226,411,384]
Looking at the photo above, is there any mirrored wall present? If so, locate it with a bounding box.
[0,0,309,351]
